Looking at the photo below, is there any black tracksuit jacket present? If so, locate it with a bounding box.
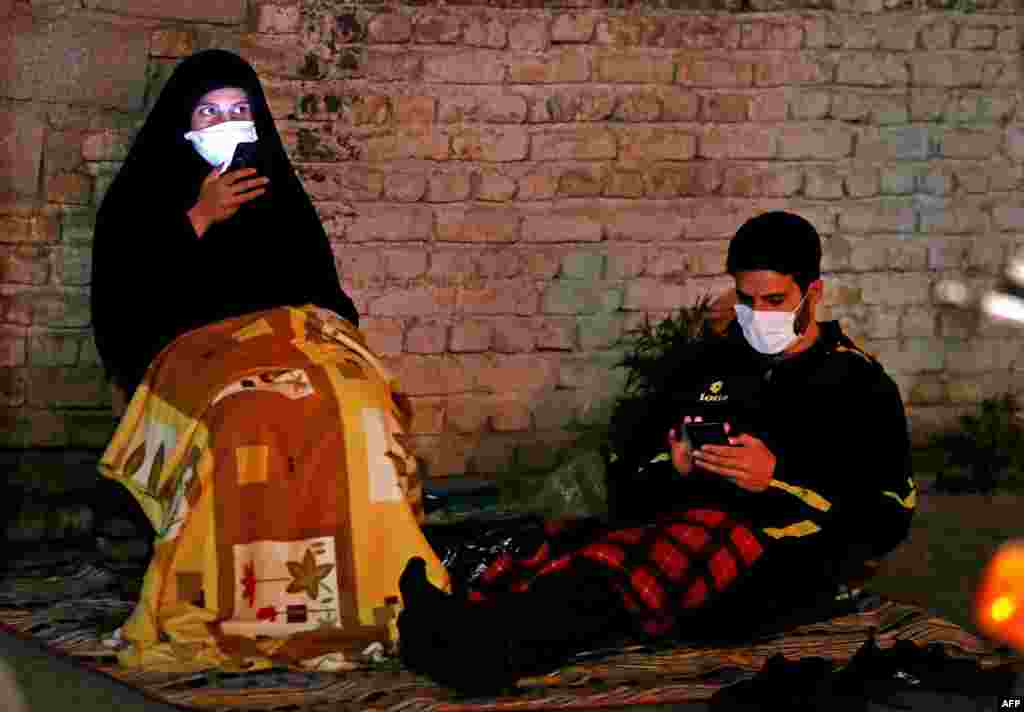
[608,319,917,580]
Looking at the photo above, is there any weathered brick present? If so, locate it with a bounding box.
[839,200,916,234]
[347,206,433,242]
[753,56,828,86]
[363,49,421,82]
[749,90,788,122]
[424,51,503,83]
[392,355,474,396]
[562,251,605,281]
[0,325,26,367]
[791,90,830,120]
[381,249,428,280]
[603,209,684,243]
[436,207,518,243]
[804,166,844,200]
[408,396,445,434]
[835,54,908,87]
[405,319,448,354]
[577,313,623,351]
[449,319,492,353]
[0,246,49,285]
[359,317,404,356]
[0,408,67,448]
[296,165,384,202]
[493,318,536,353]
[917,197,987,235]
[594,52,672,84]
[657,88,700,121]
[452,128,528,162]
[464,16,507,49]
[605,171,645,198]
[251,2,300,34]
[364,129,449,162]
[613,91,662,122]
[478,94,528,124]
[558,167,606,198]
[490,396,532,432]
[477,172,517,202]
[909,54,984,87]
[81,129,131,162]
[29,288,90,328]
[860,272,932,306]
[900,306,936,338]
[372,286,456,317]
[27,328,80,367]
[777,126,854,160]
[413,12,461,44]
[700,126,776,160]
[368,13,412,43]
[26,365,108,407]
[393,96,436,125]
[536,317,576,351]
[623,279,686,312]
[935,129,1000,160]
[523,214,601,243]
[552,13,596,43]
[619,128,695,162]
[993,204,1024,232]
[476,354,559,394]
[909,89,949,122]
[522,250,561,280]
[721,164,802,197]
[920,19,954,49]
[956,25,997,50]
[383,172,427,202]
[149,28,196,57]
[0,366,25,407]
[531,129,616,161]
[458,280,540,316]
[510,49,589,83]
[517,172,558,201]
[542,280,620,315]
[508,17,549,52]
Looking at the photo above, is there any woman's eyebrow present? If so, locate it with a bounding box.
[195,101,250,110]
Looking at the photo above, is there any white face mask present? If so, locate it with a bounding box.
[734,292,808,355]
[183,121,258,175]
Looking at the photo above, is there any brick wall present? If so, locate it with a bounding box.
[2,0,1023,480]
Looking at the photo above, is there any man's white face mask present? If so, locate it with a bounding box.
[734,292,808,355]
[183,121,258,175]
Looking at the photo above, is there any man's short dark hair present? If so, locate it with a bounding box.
[726,211,822,293]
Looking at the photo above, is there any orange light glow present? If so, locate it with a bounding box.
[976,541,1024,652]
[990,595,1015,623]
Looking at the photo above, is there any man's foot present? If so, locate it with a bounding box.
[399,557,450,613]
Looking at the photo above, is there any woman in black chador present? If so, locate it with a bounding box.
[91,48,358,402]
[90,51,446,672]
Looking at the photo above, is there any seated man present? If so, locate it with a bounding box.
[398,211,916,694]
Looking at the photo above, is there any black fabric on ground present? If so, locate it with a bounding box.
[91,49,358,396]
[398,556,631,696]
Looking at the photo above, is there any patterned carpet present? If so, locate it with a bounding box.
[0,550,1019,712]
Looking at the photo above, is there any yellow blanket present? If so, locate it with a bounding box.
[99,305,448,672]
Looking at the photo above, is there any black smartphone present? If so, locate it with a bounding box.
[226,141,262,174]
[684,421,730,450]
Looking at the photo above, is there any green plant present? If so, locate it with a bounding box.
[930,394,1024,493]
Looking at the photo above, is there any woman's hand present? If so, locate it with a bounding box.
[188,164,269,237]
[668,415,703,476]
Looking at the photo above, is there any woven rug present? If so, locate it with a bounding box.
[0,554,1019,712]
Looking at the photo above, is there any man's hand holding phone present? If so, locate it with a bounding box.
[667,417,776,492]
